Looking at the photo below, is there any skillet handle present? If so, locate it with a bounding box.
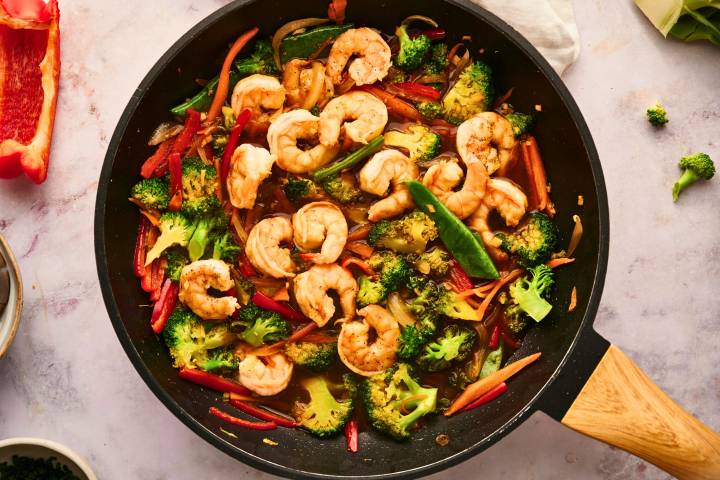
[560,344,720,480]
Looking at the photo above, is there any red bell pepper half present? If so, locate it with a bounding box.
[178,367,251,396]
[220,108,252,183]
[0,0,60,184]
[150,278,178,334]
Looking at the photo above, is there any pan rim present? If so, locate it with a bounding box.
[93,0,609,478]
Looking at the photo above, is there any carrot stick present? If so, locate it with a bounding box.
[206,27,259,124]
[347,224,372,241]
[345,241,374,259]
[522,136,555,216]
[445,352,542,416]
[546,257,575,269]
[475,269,523,320]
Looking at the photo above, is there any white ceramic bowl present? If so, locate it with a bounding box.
[0,437,97,480]
[0,233,22,359]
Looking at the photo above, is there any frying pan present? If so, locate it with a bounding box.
[93,0,720,478]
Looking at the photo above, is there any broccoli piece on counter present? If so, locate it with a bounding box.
[672,152,715,202]
[646,102,668,127]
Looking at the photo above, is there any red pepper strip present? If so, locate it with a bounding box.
[521,136,555,216]
[356,85,421,121]
[206,28,259,124]
[133,217,149,278]
[288,322,318,342]
[0,0,60,184]
[179,367,252,396]
[209,406,277,431]
[345,419,359,453]
[461,382,508,412]
[220,108,252,183]
[341,257,375,276]
[449,261,474,291]
[417,28,446,40]
[140,259,157,293]
[488,324,501,350]
[140,138,174,179]
[150,278,178,334]
[239,253,257,277]
[394,82,441,101]
[171,108,201,157]
[229,400,298,428]
[168,152,183,211]
[500,330,519,350]
[327,0,347,24]
[252,291,310,323]
[148,259,165,301]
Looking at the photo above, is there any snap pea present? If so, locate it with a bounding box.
[311,135,384,183]
[170,71,240,117]
[480,341,504,379]
[406,180,499,279]
[280,23,353,63]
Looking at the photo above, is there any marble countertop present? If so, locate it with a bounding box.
[1,1,719,479]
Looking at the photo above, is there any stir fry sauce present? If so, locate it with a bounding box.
[131,11,569,443]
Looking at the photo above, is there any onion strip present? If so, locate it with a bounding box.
[301,61,326,110]
[387,293,416,327]
[566,215,583,257]
[401,15,438,28]
[272,18,329,70]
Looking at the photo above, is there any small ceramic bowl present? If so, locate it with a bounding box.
[0,233,22,359]
[0,437,97,480]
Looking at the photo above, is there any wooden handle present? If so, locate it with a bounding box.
[561,345,720,479]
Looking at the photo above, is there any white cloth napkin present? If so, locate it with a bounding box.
[473,0,580,75]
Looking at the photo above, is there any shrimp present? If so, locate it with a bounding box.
[178,259,239,320]
[326,27,391,86]
[337,305,399,377]
[239,353,293,396]
[359,149,419,221]
[226,144,274,209]
[422,160,488,219]
[292,201,348,264]
[467,178,528,260]
[245,217,296,278]
[231,74,286,123]
[318,91,388,146]
[283,59,334,109]
[456,112,516,174]
[267,109,340,174]
[293,264,357,327]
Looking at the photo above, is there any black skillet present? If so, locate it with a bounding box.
[93,0,720,478]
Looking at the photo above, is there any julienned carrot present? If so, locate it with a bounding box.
[445,352,541,416]
[357,85,422,121]
[209,406,277,430]
[475,269,523,320]
[347,224,372,241]
[546,257,575,269]
[206,28,259,124]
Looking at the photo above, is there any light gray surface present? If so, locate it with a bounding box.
[0,1,718,479]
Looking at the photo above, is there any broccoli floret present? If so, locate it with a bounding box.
[212,132,229,157]
[285,342,338,372]
[406,276,444,339]
[237,304,290,347]
[672,153,715,202]
[163,249,189,282]
[383,125,441,163]
[294,375,355,438]
[357,275,386,307]
[234,39,278,77]
[200,348,240,372]
[145,211,196,265]
[187,211,227,262]
[387,67,407,83]
[505,112,534,138]
[416,101,443,121]
[646,102,668,127]
[232,274,256,306]
[497,212,559,267]
[448,368,473,390]
[508,264,555,322]
[361,364,437,440]
[424,43,448,75]
[284,177,322,202]
[368,210,439,255]
[397,325,424,360]
[394,24,431,71]
[503,303,529,335]
[180,157,220,217]
[162,308,235,369]
[442,61,494,125]
[221,106,235,129]
[131,177,170,210]
[367,251,411,292]
[322,174,363,203]
[407,246,450,277]
[417,324,476,372]
[212,232,241,262]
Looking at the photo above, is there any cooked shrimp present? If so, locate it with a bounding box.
[226,144,273,209]
[245,217,296,278]
[337,305,399,377]
[231,74,286,123]
[422,160,488,219]
[267,109,340,174]
[318,91,388,146]
[293,264,357,327]
[326,27,391,86]
[238,353,293,396]
[359,150,419,221]
[467,178,528,259]
[292,201,348,264]
[456,112,516,174]
[178,259,239,320]
[283,59,334,109]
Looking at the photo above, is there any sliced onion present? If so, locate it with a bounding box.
[337,76,355,94]
[345,205,369,225]
[301,61,326,110]
[416,73,447,85]
[567,214,583,257]
[387,293,416,327]
[401,15,438,28]
[231,208,248,245]
[148,122,182,146]
[272,18,329,70]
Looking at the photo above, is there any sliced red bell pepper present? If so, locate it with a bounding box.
[179,367,251,396]
[417,28,446,41]
[209,406,277,431]
[238,253,257,277]
[252,291,310,323]
[140,259,157,293]
[488,324,501,350]
[150,278,178,334]
[449,261,474,291]
[134,217,150,278]
[220,108,252,183]
[345,419,359,452]
[148,258,165,301]
[500,330,519,350]
[327,0,347,24]
[140,138,174,179]
[461,382,508,412]
[0,0,60,184]
[394,82,441,101]
[170,107,201,157]
[228,400,298,428]
[168,152,183,211]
